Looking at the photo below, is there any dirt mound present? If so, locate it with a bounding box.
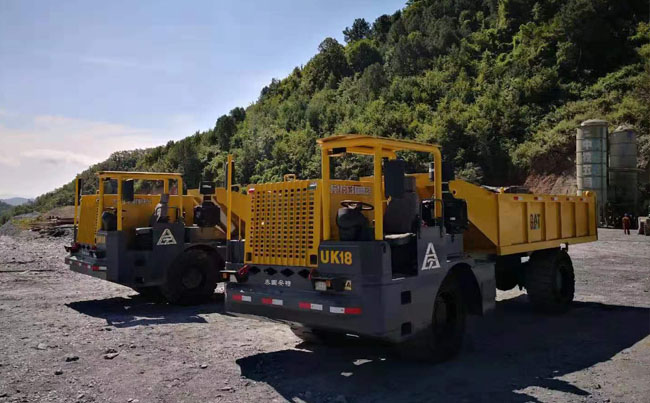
[524,173,577,195]
[43,205,75,219]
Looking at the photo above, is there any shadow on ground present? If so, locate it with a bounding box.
[66,293,225,328]
[237,296,650,402]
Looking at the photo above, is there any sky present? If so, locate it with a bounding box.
[0,0,405,199]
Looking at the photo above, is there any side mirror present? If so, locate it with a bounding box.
[384,159,406,199]
[442,161,455,182]
[122,179,134,202]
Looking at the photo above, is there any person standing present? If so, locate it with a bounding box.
[622,213,631,235]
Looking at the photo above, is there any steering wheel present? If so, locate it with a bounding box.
[340,200,374,211]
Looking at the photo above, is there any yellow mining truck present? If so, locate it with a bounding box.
[223,135,597,360]
[65,161,249,304]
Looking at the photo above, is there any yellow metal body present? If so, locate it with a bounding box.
[241,134,598,268]
[215,187,249,239]
[449,180,598,255]
[75,169,248,246]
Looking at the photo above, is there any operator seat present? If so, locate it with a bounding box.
[193,181,221,228]
[384,176,418,246]
[150,193,170,226]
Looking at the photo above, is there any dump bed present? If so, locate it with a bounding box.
[449,180,597,255]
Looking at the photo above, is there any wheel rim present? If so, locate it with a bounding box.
[182,267,204,289]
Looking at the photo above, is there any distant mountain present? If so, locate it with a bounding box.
[1,197,32,206]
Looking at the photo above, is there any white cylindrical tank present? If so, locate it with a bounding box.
[608,126,638,212]
[576,119,608,220]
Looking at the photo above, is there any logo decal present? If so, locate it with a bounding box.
[421,243,441,271]
[157,228,177,246]
[330,185,371,195]
[529,213,541,230]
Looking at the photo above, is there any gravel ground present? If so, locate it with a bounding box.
[0,229,648,403]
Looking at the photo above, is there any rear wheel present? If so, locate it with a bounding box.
[160,249,219,305]
[525,248,574,313]
[399,274,466,362]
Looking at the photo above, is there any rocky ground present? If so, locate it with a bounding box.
[0,229,648,403]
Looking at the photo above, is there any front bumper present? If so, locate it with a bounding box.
[225,283,402,342]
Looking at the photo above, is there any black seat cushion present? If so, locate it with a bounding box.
[384,177,418,234]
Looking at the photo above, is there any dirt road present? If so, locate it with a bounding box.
[0,229,648,402]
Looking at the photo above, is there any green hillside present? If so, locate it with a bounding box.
[12,0,650,219]
[0,200,12,215]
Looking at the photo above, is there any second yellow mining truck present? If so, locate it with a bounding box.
[64,163,249,304]
[223,135,597,361]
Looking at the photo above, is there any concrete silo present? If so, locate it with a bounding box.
[608,126,638,215]
[577,119,608,222]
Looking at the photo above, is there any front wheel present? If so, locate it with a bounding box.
[399,274,466,362]
[160,249,220,305]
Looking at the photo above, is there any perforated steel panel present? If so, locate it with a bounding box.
[245,180,321,267]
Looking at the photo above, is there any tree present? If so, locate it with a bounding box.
[345,39,383,72]
[213,115,237,150]
[359,63,388,100]
[230,107,246,123]
[371,14,392,42]
[302,38,350,93]
[343,18,371,43]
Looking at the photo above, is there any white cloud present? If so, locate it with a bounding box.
[21,149,99,167]
[0,113,165,197]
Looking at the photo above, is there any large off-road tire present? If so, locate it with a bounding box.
[160,249,219,305]
[290,325,349,346]
[525,248,575,313]
[399,274,466,362]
